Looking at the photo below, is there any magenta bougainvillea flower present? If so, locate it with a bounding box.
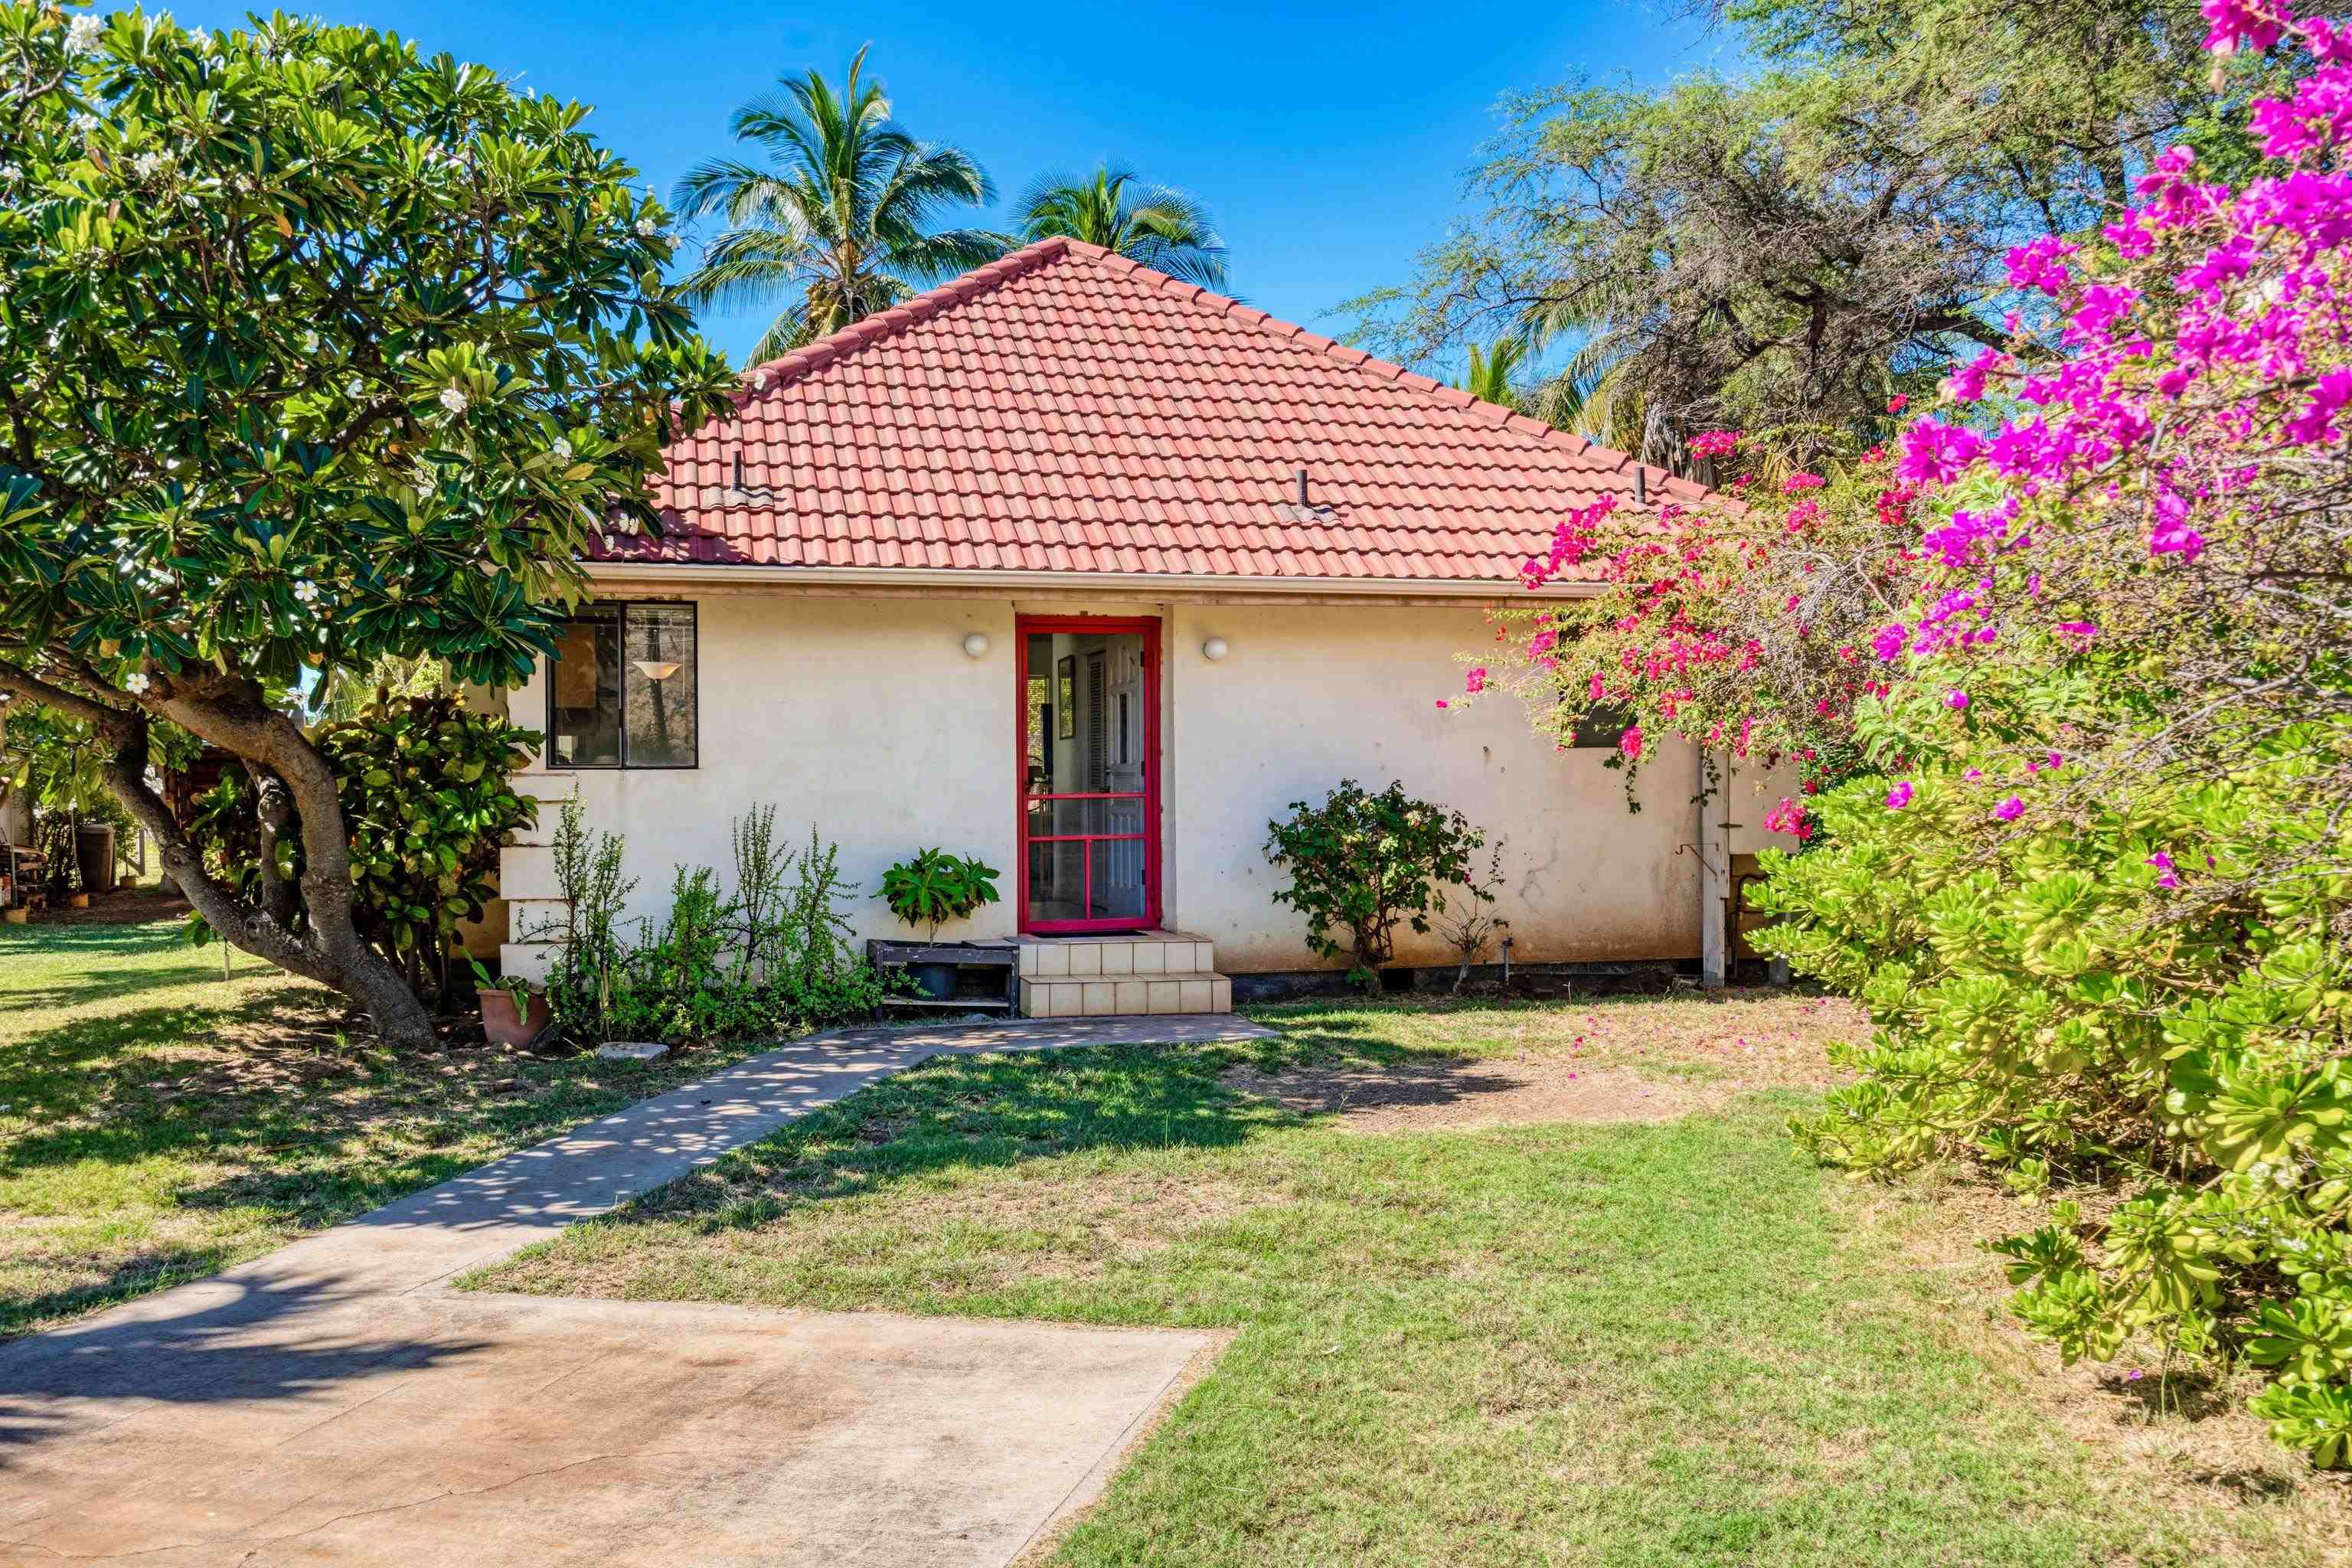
[1946,690,1970,710]
[1994,795,2026,822]
[1885,780,1916,809]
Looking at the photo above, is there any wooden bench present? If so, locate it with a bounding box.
[864,939,1021,1012]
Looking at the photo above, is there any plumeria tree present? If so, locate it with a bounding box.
[0,6,735,1045]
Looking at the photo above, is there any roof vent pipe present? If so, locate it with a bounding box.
[733,452,746,492]
[1635,467,1648,505]
[1295,467,1309,508]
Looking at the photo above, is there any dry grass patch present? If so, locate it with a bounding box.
[1857,1165,2352,1561]
[1221,1058,1713,1128]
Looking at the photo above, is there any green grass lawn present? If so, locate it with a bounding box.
[0,911,779,1335]
[10,916,2342,1562]
[469,997,2347,1568]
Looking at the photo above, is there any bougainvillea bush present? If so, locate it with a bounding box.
[1469,2,2352,1464]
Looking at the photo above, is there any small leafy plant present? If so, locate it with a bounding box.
[879,849,1001,941]
[467,957,534,1015]
[1436,838,1512,995]
[1264,779,1490,988]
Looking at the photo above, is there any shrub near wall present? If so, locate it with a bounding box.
[1759,723,2352,1462]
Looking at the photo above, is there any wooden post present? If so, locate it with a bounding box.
[1698,750,1727,990]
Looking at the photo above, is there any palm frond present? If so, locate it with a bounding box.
[1014,162,1229,289]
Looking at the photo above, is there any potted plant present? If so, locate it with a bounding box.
[878,848,1001,998]
[470,959,549,1047]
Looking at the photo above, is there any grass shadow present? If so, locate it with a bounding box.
[531,1023,1517,1247]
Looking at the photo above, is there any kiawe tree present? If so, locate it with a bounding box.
[0,5,735,1045]
[1353,0,2301,468]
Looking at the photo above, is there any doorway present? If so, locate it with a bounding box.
[1017,617,1160,933]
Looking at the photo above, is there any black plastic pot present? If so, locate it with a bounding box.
[908,961,959,1000]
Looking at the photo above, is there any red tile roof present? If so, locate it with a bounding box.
[604,237,1705,584]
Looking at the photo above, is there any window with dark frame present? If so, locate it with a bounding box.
[547,603,698,769]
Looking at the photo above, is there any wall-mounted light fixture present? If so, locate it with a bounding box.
[1201,636,1229,662]
[962,632,991,658]
[630,660,681,682]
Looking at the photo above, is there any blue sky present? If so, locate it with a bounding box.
[162,2,1730,371]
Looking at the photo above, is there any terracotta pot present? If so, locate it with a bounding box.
[479,988,550,1047]
[65,893,89,910]
[2,907,26,925]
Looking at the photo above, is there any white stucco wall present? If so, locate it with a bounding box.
[500,590,1786,976]
[504,593,1021,954]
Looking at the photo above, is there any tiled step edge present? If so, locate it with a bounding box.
[1017,939,1216,978]
[1018,973,1233,1018]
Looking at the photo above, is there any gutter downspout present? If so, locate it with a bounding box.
[1697,750,1727,990]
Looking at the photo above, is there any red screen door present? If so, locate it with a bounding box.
[1017,617,1161,933]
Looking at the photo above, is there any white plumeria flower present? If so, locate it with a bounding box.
[438,386,469,414]
[69,112,96,136]
[64,14,102,56]
[132,149,172,181]
[189,27,213,56]
[345,376,366,398]
[634,217,657,237]
[123,672,149,695]
[550,436,572,459]
[301,331,319,352]
[292,580,319,605]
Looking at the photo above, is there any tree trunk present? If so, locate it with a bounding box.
[104,678,435,1049]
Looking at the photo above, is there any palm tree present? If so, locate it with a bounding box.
[671,47,1009,362]
[1013,164,1228,290]
[1455,336,1530,409]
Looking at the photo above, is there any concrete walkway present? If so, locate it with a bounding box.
[0,1014,1271,1567]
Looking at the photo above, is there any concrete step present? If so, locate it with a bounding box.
[1018,972,1232,1018]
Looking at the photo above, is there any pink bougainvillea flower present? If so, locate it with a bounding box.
[1886,394,1908,414]
[1946,690,1970,710]
[1782,472,1826,492]
[1762,798,1811,840]
[1994,795,2026,822]
[1897,420,1985,485]
[2147,850,2181,888]
[1465,666,1488,694]
[1964,768,1983,781]
[2202,0,2284,54]
[1945,347,2007,403]
[2004,234,2079,293]
[1885,780,1916,810]
[2054,621,2099,648]
[2149,518,2207,560]
[1871,622,1910,661]
[1433,699,1449,709]
[1618,724,1645,761]
[1687,429,1740,459]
